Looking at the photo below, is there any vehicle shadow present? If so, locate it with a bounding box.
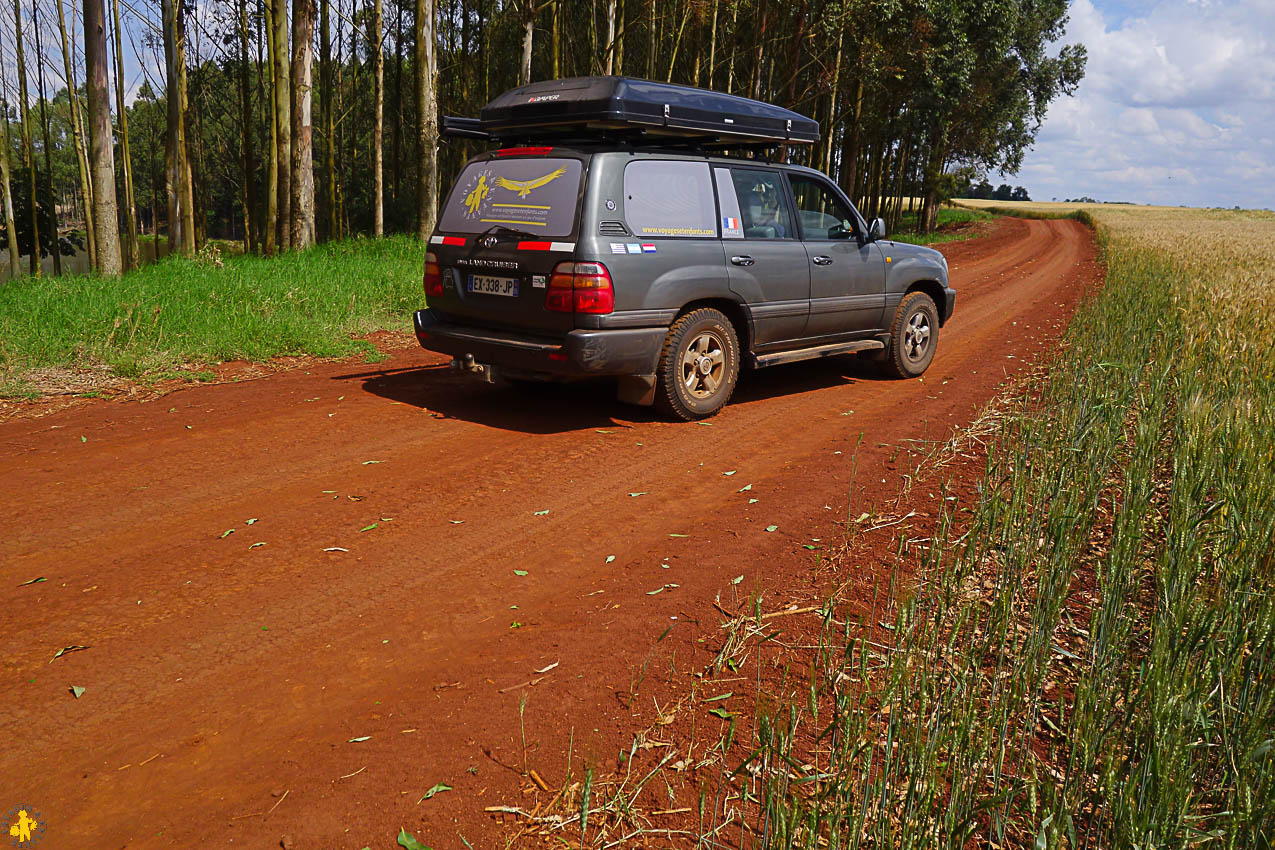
[336,354,889,434]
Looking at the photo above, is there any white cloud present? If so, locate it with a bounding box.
[995,0,1275,208]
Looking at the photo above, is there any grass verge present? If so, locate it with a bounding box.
[719,209,1275,846]
[0,235,425,395]
[890,206,996,246]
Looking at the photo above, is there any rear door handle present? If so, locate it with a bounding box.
[730,255,755,267]
[812,255,833,266]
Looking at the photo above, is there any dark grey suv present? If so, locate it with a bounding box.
[413,77,954,420]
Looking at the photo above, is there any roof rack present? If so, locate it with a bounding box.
[440,76,819,148]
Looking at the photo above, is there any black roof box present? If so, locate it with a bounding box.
[475,76,819,146]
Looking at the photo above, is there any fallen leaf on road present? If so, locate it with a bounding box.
[362,460,383,465]
[418,783,452,803]
[739,484,752,492]
[765,525,778,532]
[803,544,818,550]
[324,547,349,553]
[534,661,559,674]
[348,736,371,743]
[359,523,378,532]
[731,575,743,585]
[709,707,733,719]
[605,555,615,564]
[70,685,86,699]
[628,492,647,497]
[704,692,732,702]
[18,577,46,586]
[449,520,464,525]
[250,542,267,548]
[749,498,759,504]
[397,828,430,850]
[50,645,90,663]
[647,584,679,595]
[513,570,528,576]
[723,470,736,476]
[245,518,258,525]
[220,529,235,539]
[510,621,523,629]
[669,533,689,538]
[533,510,549,516]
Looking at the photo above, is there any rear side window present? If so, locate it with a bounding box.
[623,160,717,238]
[730,168,795,240]
[438,157,583,237]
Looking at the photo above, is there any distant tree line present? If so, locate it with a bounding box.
[958,175,1032,202]
[1,0,1084,279]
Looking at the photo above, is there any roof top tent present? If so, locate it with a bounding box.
[441,76,820,149]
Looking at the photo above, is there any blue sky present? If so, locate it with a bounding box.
[997,0,1275,209]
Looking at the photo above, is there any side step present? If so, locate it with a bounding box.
[752,339,885,369]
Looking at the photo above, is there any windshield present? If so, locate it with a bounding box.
[438,157,583,238]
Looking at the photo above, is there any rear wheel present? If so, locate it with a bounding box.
[880,291,940,378]
[655,308,740,420]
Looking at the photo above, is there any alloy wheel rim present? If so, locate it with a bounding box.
[681,331,727,399]
[904,311,931,361]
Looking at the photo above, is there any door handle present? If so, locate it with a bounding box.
[730,255,755,267]
[812,255,833,266]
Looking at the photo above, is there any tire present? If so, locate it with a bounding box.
[880,291,940,379]
[654,308,741,420]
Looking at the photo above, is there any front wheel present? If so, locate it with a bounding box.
[880,291,940,379]
[655,308,741,420]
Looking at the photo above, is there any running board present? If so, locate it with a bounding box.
[752,339,885,369]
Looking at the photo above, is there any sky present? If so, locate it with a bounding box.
[998,0,1275,209]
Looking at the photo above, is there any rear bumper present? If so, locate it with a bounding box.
[413,309,666,377]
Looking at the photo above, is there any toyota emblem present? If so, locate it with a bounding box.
[481,236,499,248]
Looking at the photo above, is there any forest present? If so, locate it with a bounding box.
[0,0,1086,279]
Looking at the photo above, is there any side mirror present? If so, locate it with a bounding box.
[868,218,886,242]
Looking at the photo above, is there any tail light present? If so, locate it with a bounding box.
[545,262,614,314]
[423,251,443,298]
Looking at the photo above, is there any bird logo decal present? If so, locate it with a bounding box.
[496,167,568,198]
[463,173,490,216]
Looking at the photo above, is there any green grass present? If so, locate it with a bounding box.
[890,206,996,246]
[719,216,1274,847]
[0,235,425,393]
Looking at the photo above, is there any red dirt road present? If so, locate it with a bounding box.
[0,218,1098,849]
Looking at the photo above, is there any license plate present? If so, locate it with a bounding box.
[468,274,519,297]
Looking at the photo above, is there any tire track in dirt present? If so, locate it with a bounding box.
[0,217,1098,848]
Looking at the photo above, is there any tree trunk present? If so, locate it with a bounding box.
[263,0,279,254]
[613,0,623,74]
[519,1,533,85]
[237,0,257,253]
[12,0,40,276]
[291,0,316,248]
[726,0,737,93]
[272,0,292,250]
[603,0,615,74]
[56,0,96,268]
[321,0,335,241]
[706,0,716,89]
[415,0,437,238]
[33,1,63,275]
[84,0,121,275]
[372,0,384,236]
[111,0,140,268]
[0,105,20,280]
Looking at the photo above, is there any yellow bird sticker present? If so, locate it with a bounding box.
[464,174,490,216]
[496,167,568,198]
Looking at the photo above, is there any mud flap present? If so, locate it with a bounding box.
[616,374,656,406]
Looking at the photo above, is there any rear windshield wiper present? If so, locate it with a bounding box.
[473,223,543,243]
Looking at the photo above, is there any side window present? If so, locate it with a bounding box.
[789,176,858,240]
[729,168,795,240]
[714,167,744,239]
[623,160,717,239]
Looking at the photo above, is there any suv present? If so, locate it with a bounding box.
[413,77,954,420]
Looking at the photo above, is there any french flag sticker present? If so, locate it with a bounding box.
[722,216,740,230]
[641,243,657,253]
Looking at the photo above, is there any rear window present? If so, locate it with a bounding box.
[623,160,717,238]
[438,157,583,238]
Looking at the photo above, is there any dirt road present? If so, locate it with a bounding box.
[0,218,1098,848]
